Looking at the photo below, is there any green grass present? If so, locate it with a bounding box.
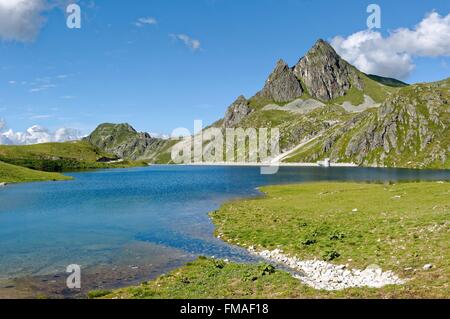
[0,141,107,162]
[87,290,113,299]
[330,87,365,106]
[0,141,147,172]
[360,74,399,103]
[100,257,323,299]
[211,182,450,298]
[0,161,71,183]
[102,181,449,299]
[152,139,180,164]
[327,72,402,106]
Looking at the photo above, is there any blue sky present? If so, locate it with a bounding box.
[0,0,449,137]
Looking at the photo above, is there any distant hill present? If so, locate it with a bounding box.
[366,74,409,88]
[85,123,173,162]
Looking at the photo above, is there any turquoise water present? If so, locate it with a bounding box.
[0,165,449,293]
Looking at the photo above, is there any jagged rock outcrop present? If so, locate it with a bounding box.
[256,59,303,103]
[293,39,364,101]
[252,40,367,105]
[85,123,169,160]
[223,95,253,128]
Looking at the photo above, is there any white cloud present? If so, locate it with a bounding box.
[170,33,201,51]
[53,127,83,142]
[56,74,71,79]
[0,120,83,145]
[29,83,57,93]
[135,17,158,27]
[331,12,450,79]
[30,114,52,119]
[0,0,48,42]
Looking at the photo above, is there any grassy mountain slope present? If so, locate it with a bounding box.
[0,140,145,172]
[284,78,450,169]
[0,161,71,183]
[236,105,351,152]
[171,71,406,163]
[366,74,409,88]
[329,72,402,106]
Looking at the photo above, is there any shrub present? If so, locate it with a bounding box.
[259,263,276,276]
[301,238,317,246]
[213,260,226,269]
[329,231,345,241]
[322,250,341,261]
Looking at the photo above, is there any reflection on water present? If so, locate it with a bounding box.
[0,165,448,297]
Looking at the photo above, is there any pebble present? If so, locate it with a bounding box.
[422,264,433,270]
[248,247,406,291]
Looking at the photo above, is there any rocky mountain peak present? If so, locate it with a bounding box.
[268,59,290,79]
[311,38,336,54]
[256,58,303,103]
[293,39,364,101]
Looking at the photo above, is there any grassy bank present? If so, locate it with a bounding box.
[100,181,449,299]
[0,141,148,184]
[0,161,71,184]
[95,257,319,299]
[0,141,147,172]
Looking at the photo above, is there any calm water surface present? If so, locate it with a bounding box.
[0,165,449,296]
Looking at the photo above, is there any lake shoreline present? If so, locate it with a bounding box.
[1,167,449,299]
[100,180,450,299]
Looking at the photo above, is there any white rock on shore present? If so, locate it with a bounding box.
[249,247,406,291]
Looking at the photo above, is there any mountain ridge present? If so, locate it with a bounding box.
[35,39,448,169]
